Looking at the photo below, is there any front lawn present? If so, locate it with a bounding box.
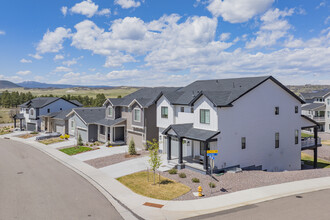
[60,146,93,155]
[39,137,65,145]
[301,132,313,138]
[321,140,330,146]
[117,171,191,200]
[18,133,38,139]
[301,152,330,168]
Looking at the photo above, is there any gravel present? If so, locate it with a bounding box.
[160,167,330,200]
[304,145,330,161]
[85,150,149,168]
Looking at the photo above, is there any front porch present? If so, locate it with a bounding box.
[302,122,322,169]
[162,123,220,174]
[13,114,25,130]
[95,118,127,145]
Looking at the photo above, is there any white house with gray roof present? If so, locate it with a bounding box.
[16,97,82,131]
[156,76,320,173]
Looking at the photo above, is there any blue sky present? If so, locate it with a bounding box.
[0,0,329,86]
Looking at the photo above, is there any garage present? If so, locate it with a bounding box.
[127,131,143,149]
[27,123,36,131]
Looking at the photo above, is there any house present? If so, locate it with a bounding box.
[14,97,82,131]
[41,109,73,135]
[300,89,330,133]
[156,76,320,173]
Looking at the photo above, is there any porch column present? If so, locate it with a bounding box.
[314,126,318,169]
[203,141,209,171]
[19,119,22,130]
[178,137,183,164]
[14,118,16,128]
[167,136,171,160]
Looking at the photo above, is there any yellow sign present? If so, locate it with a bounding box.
[207,150,218,154]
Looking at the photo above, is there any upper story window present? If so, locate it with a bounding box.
[275,132,279,148]
[200,109,210,124]
[241,137,246,149]
[71,120,75,130]
[60,108,62,111]
[327,111,330,118]
[108,107,113,117]
[275,107,279,115]
[26,109,29,114]
[47,108,50,113]
[295,106,298,114]
[30,109,34,115]
[180,107,184,112]
[295,130,299,145]
[134,108,141,122]
[161,106,168,118]
[328,99,330,105]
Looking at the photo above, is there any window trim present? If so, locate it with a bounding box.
[30,109,34,115]
[108,106,113,117]
[295,106,298,114]
[180,107,184,112]
[200,109,210,124]
[275,132,279,148]
[275,107,279,115]
[161,106,168,118]
[295,130,299,145]
[241,137,246,149]
[100,125,105,135]
[133,108,142,122]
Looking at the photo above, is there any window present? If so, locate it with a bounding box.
[275,107,279,115]
[47,108,50,113]
[328,111,330,118]
[108,107,113,117]
[327,99,330,105]
[275,132,279,148]
[134,108,141,122]
[60,108,62,111]
[100,125,105,135]
[161,106,168,118]
[295,106,298,114]
[241,137,246,149]
[71,121,75,130]
[200,142,207,156]
[26,109,29,114]
[190,107,194,113]
[200,109,210,124]
[295,130,299,144]
[30,109,34,115]
[180,107,184,112]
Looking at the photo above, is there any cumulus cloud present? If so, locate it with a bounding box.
[70,0,98,17]
[20,58,32,63]
[115,0,141,9]
[207,0,274,23]
[54,54,65,61]
[0,30,5,35]
[61,6,68,16]
[104,52,136,67]
[29,53,43,60]
[219,32,230,41]
[17,70,32,76]
[36,27,71,55]
[62,56,83,66]
[54,66,72,72]
[97,8,111,16]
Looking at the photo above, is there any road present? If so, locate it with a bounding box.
[188,189,330,220]
[0,138,123,220]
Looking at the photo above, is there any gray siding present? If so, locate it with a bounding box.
[115,106,122,119]
[77,128,88,143]
[131,103,144,127]
[145,103,159,143]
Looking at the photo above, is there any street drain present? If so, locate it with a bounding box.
[17,172,23,175]
[296,195,303,198]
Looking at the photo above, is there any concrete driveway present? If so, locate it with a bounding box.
[0,138,123,220]
[73,145,128,161]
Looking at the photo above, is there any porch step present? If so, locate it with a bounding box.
[225,167,242,173]
[158,162,176,172]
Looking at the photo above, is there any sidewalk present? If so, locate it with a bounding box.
[4,134,330,220]
[73,145,128,161]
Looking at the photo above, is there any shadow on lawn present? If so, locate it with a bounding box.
[302,159,330,168]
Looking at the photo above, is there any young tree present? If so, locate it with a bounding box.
[147,139,162,184]
[128,138,136,155]
[77,134,83,147]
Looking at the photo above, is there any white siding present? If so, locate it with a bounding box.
[174,105,194,124]
[193,96,218,131]
[326,96,330,133]
[156,95,174,129]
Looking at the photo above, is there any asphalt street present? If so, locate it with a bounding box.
[0,138,123,220]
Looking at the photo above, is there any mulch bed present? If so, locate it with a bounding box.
[85,150,149,168]
[161,167,330,200]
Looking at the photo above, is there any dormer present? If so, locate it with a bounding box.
[103,98,122,119]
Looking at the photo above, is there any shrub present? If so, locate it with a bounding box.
[128,138,137,155]
[60,135,64,139]
[209,182,216,188]
[30,131,38,134]
[179,173,186,178]
[168,168,177,175]
[64,134,70,139]
[192,177,200,183]
[77,134,83,146]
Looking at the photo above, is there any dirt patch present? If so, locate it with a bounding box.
[85,150,149,168]
[17,133,38,139]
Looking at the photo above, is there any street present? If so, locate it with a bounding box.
[0,138,123,220]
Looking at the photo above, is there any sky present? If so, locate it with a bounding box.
[0,0,329,86]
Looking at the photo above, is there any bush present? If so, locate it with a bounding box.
[60,135,64,139]
[179,173,186,178]
[77,134,83,146]
[64,134,70,139]
[30,131,38,134]
[209,182,216,188]
[128,138,137,155]
[168,168,177,174]
[192,177,200,183]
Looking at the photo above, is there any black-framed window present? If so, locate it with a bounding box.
[180,107,184,112]
[295,106,298,114]
[275,107,279,115]
[190,107,194,113]
[295,130,299,144]
[47,108,50,113]
[161,106,168,118]
[275,132,279,148]
[241,137,246,149]
[100,125,105,135]
[200,109,210,124]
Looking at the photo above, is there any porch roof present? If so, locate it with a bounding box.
[162,123,220,142]
[13,113,24,119]
[94,118,126,127]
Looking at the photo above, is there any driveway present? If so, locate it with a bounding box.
[73,145,128,161]
[100,154,167,178]
[0,138,123,220]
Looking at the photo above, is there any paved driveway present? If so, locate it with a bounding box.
[73,145,128,161]
[0,138,123,220]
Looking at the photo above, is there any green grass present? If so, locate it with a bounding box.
[60,146,93,155]
[301,132,313,138]
[301,152,330,168]
[117,171,191,200]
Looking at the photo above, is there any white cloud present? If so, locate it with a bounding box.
[70,0,99,18]
[29,53,43,60]
[61,6,68,16]
[245,8,294,49]
[36,27,71,54]
[54,54,65,61]
[104,52,136,67]
[115,0,141,9]
[20,58,32,63]
[219,32,230,41]
[54,66,72,72]
[207,0,274,23]
[0,30,5,35]
[17,70,32,76]
[97,8,111,16]
[325,16,330,24]
[62,56,83,66]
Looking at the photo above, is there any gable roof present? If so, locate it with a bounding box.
[94,118,126,127]
[71,107,106,124]
[70,100,83,107]
[301,103,326,111]
[300,89,330,100]
[20,97,81,108]
[160,76,304,107]
[42,109,72,120]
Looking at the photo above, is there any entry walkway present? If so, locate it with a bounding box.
[73,145,128,161]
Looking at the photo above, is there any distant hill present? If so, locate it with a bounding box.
[17,81,114,89]
[0,80,21,89]
[287,85,330,94]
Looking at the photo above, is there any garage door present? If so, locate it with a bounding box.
[127,131,143,149]
[27,123,36,131]
[77,128,88,143]
[55,125,65,134]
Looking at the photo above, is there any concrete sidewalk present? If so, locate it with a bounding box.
[4,134,330,220]
[73,145,128,161]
